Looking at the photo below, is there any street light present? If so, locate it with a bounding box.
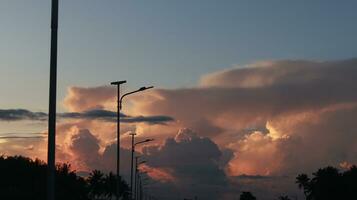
[120,86,154,109]
[130,135,154,200]
[110,80,127,200]
[140,177,150,200]
[110,82,153,200]
[135,157,147,200]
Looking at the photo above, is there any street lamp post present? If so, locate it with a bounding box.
[110,80,127,200]
[129,132,136,199]
[131,137,154,199]
[110,82,153,200]
[47,1,59,200]
[135,157,147,200]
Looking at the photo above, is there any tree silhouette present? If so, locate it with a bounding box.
[240,191,257,200]
[296,165,357,200]
[341,165,357,198]
[88,170,105,199]
[277,195,291,200]
[102,172,130,200]
[296,174,311,199]
[0,155,130,200]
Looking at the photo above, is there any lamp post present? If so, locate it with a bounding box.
[130,135,154,199]
[110,80,127,200]
[140,178,149,200]
[110,82,153,200]
[135,158,147,200]
[47,1,58,200]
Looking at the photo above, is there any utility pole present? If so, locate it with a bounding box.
[47,1,58,200]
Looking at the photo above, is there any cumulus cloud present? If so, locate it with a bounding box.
[68,129,101,170]
[36,58,357,180]
[129,58,357,178]
[142,129,233,199]
[63,86,116,112]
[4,58,357,199]
[55,126,135,181]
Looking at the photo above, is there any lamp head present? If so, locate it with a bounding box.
[139,86,154,91]
[129,132,137,136]
[111,80,127,85]
[139,160,147,165]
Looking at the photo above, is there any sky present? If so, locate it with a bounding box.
[1,1,357,200]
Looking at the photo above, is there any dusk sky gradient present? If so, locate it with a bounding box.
[1,1,357,199]
[1,1,357,110]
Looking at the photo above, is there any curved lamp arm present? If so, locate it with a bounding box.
[135,138,154,146]
[120,86,154,109]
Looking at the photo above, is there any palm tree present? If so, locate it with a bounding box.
[88,170,105,199]
[310,166,340,200]
[103,172,117,199]
[296,174,310,199]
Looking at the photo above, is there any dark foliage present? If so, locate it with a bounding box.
[276,195,291,200]
[87,170,130,200]
[296,166,357,200]
[0,155,130,200]
[240,191,257,200]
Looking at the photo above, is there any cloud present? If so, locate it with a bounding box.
[60,109,174,125]
[142,128,233,199]
[54,126,137,182]
[63,86,116,112]
[0,109,46,121]
[129,58,357,178]
[68,129,101,171]
[0,135,45,139]
[0,108,174,125]
[0,132,45,139]
[4,58,357,199]
[199,59,357,89]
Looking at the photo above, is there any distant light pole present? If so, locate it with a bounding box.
[135,157,147,200]
[47,1,59,200]
[130,135,154,199]
[110,82,153,200]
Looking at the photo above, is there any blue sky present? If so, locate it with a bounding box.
[1,0,357,111]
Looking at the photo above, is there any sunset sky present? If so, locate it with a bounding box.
[1,1,357,199]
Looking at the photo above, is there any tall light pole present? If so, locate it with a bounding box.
[129,132,136,199]
[110,83,153,200]
[47,1,58,200]
[135,158,147,200]
[130,136,154,199]
[110,80,127,200]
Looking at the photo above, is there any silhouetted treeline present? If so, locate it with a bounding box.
[0,155,130,200]
[296,166,357,200]
[239,165,357,200]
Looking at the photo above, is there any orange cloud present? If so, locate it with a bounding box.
[140,164,175,183]
[63,86,116,112]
